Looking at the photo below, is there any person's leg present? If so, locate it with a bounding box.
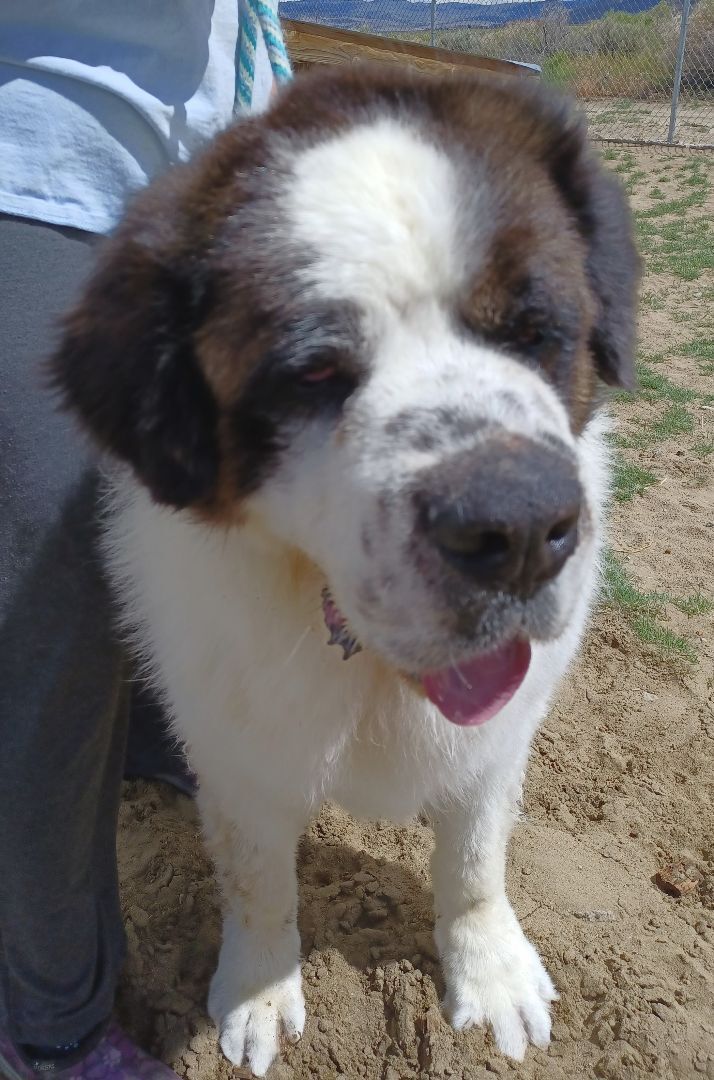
[0,215,129,1049]
[124,684,196,797]
[0,215,186,1080]
[0,216,187,1080]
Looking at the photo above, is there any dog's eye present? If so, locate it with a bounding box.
[514,324,546,349]
[299,362,339,385]
[507,315,551,354]
[289,353,358,410]
[461,306,555,359]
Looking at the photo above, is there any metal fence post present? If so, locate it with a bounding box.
[430,0,436,47]
[667,0,692,145]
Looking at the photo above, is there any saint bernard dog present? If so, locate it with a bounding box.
[51,66,639,1076]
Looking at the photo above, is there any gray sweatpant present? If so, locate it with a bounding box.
[0,215,128,1046]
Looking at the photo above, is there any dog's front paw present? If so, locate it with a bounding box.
[208,966,305,1077]
[437,901,557,1061]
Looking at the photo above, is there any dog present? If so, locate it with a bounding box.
[51,65,639,1076]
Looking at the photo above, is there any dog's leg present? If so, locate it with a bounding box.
[201,797,307,1077]
[430,784,557,1061]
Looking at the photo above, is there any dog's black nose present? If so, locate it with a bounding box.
[420,437,582,597]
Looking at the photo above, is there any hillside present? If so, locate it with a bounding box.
[279,0,663,32]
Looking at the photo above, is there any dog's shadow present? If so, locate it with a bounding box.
[296,829,442,986]
[116,787,443,1058]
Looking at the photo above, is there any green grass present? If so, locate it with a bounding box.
[637,187,709,220]
[681,338,714,376]
[678,159,713,190]
[630,616,698,662]
[637,216,714,281]
[610,387,637,406]
[614,404,696,450]
[640,291,665,312]
[612,456,657,501]
[610,430,648,451]
[650,404,695,440]
[597,148,712,665]
[610,112,649,125]
[692,439,714,458]
[671,593,714,617]
[636,362,699,404]
[602,552,701,662]
[681,172,710,190]
[623,170,646,195]
[614,153,637,175]
[602,551,666,616]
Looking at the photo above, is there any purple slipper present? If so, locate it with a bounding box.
[0,1023,180,1080]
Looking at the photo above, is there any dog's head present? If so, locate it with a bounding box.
[51,66,639,725]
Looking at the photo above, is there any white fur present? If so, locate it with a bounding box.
[287,118,468,312]
[103,117,612,1075]
[105,413,608,1076]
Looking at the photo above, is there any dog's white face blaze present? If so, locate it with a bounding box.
[250,119,599,674]
[287,118,467,309]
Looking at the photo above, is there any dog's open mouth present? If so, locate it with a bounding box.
[321,588,531,727]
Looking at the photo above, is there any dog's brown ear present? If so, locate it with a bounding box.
[50,204,219,508]
[543,109,640,390]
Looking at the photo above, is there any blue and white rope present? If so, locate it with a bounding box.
[235,0,292,114]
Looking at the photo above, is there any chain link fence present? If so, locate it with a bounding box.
[279,0,714,146]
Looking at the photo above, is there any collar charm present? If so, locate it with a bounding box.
[321,587,363,660]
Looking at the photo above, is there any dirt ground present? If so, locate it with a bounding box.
[115,148,714,1080]
[585,99,713,148]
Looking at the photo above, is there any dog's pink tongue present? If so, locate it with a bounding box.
[422,639,531,726]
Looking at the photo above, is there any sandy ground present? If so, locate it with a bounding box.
[115,148,714,1080]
